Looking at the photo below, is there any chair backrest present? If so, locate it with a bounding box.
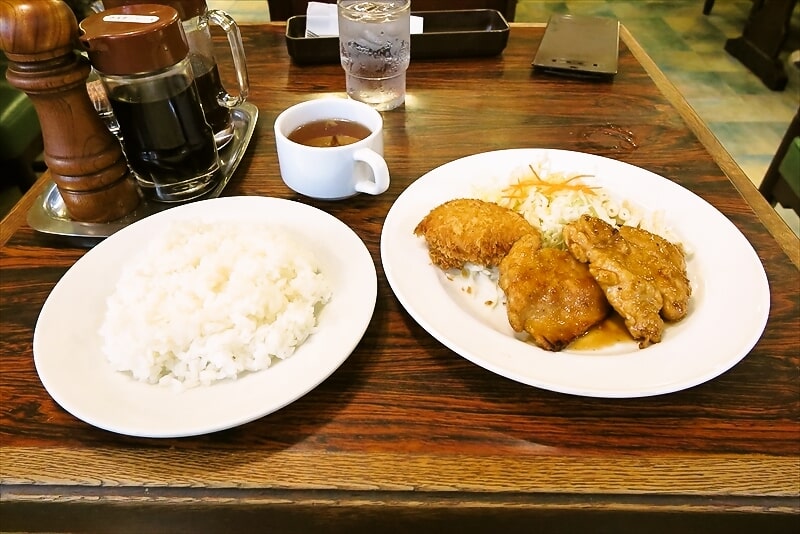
[759,107,800,215]
[267,0,517,22]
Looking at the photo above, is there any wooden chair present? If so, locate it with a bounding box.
[704,0,756,15]
[267,0,518,22]
[759,107,800,215]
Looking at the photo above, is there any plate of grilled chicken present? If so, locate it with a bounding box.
[380,149,770,397]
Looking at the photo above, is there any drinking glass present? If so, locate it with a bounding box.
[337,0,411,111]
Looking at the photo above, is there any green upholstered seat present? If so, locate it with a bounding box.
[778,137,800,200]
[0,62,43,191]
[0,81,41,160]
[760,108,800,216]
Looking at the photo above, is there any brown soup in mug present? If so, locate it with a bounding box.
[288,119,371,148]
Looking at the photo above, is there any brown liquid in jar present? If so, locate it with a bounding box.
[192,61,232,135]
[109,81,220,190]
[288,119,371,147]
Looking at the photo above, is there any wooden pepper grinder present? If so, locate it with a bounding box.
[0,0,140,223]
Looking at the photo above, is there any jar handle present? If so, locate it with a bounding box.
[205,9,249,108]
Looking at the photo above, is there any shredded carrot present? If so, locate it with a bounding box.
[501,165,597,200]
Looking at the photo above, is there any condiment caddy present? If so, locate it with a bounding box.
[27,102,258,246]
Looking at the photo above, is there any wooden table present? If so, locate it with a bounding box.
[1,23,798,532]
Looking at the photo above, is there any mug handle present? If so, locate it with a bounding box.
[353,148,390,195]
[205,9,250,107]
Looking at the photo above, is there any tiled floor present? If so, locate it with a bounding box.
[3,1,798,234]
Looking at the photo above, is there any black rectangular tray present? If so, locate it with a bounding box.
[286,9,510,65]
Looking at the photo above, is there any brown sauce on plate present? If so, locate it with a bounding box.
[569,312,633,350]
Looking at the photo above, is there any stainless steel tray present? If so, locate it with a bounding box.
[27,102,258,246]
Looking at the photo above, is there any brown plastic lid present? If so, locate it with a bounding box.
[78,4,189,75]
[101,0,207,21]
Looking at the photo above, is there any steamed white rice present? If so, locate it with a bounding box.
[99,219,332,389]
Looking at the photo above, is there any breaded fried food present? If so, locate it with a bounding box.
[499,234,610,351]
[562,215,691,348]
[414,198,540,270]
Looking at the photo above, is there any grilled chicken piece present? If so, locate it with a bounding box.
[562,215,691,348]
[414,198,540,270]
[499,234,610,351]
[617,225,690,321]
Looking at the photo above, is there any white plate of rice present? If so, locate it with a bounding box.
[34,196,377,437]
[381,148,770,398]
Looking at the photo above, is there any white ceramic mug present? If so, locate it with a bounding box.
[274,98,390,200]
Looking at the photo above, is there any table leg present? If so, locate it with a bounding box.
[724,0,798,90]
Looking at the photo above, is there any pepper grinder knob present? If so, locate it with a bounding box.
[0,0,140,223]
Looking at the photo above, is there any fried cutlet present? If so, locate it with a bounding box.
[499,234,610,351]
[562,215,691,348]
[414,198,540,270]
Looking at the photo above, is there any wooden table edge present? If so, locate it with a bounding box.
[1,490,797,517]
[1,448,797,502]
[0,173,47,247]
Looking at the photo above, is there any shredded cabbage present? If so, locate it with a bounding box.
[475,162,680,249]
[445,161,689,302]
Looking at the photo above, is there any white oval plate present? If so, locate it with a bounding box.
[381,149,770,398]
[34,196,377,437]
